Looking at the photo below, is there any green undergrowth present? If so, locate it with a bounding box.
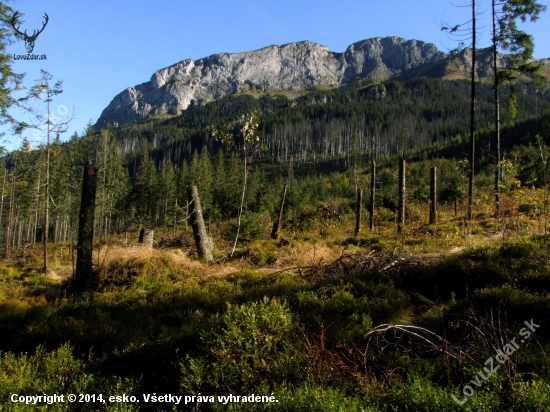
[1,235,550,410]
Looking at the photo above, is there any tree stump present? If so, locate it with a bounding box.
[187,185,214,262]
[74,162,98,308]
[142,229,154,249]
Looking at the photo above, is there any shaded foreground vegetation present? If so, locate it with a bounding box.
[2,205,550,411]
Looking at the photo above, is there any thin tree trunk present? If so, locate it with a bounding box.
[33,173,40,246]
[492,0,501,220]
[271,183,287,239]
[0,168,6,228]
[26,220,31,245]
[468,0,477,221]
[5,171,15,259]
[430,166,437,225]
[102,155,107,241]
[545,163,548,235]
[355,188,363,236]
[231,154,247,257]
[74,162,98,307]
[54,214,59,243]
[370,159,376,231]
[17,216,22,250]
[398,157,406,234]
[64,215,68,242]
[187,185,213,262]
[43,98,51,274]
[174,198,178,236]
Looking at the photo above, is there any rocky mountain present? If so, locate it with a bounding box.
[95,36,546,129]
[95,37,446,128]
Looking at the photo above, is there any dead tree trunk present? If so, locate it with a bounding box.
[43,142,50,274]
[430,166,437,225]
[355,188,363,236]
[370,159,376,231]
[468,0,477,221]
[271,183,287,239]
[4,172,15,259]
[74,162,98,308]
[142,229,154,249]
[398,157,406,234]
[187,185,214,262]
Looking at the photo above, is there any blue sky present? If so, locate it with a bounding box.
[4,0,550,151]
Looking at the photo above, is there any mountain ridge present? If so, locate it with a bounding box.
[95,36,545,130]
[95,36,447,129]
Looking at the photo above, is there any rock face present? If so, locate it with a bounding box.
[95,36,549,129]
[96,36,448,129]
[341,37,445,81]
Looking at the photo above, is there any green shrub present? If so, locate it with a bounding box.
[209,384,366,412]
[510,380,550,411]
[472,284,550,326]
[0,343,138,411]
[180,297,305,393]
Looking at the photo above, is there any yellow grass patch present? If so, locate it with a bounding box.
[277,241,339,268]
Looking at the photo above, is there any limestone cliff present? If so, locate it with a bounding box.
[95,36,448,128]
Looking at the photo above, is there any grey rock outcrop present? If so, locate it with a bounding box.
[341,37,445,82]
[95,36,548,129]
[95,37,448,129]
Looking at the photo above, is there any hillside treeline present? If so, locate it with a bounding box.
[0,77,549,253]
[112,77,550,167]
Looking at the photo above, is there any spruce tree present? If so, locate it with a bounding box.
[491,0,547,217]
[15,71,72,274]
[0,1,23,135]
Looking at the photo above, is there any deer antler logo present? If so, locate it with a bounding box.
[10,11,49,53]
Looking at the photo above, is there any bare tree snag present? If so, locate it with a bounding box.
[370,159,376,231]
[398,157,406,234]
[430,166,437,225]
[355,188,363,236]
[271,183,287,239]
[187,185,214,262]
[468,0,477,221]
[142,229,154,249]
[74,162,98,308]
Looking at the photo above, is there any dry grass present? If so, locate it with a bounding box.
[95,245,248,278]
[276,241,340,268]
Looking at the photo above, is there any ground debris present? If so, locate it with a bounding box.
[266,248,444,279]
